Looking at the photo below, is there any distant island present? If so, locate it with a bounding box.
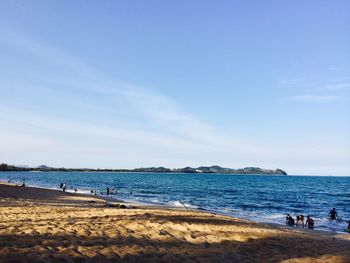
[0,163,287,175]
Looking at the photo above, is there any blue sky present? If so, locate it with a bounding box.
[0,1,349,175]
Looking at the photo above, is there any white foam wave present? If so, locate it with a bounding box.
[167,200,198,209]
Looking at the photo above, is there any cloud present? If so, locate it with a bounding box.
[288,94,340,103]
[279,78,304,85]
[0,26,217,144]
[314,82,350,92]
[0,27,262,167]
[0,26,349,175]
[281,74,350,103]
[329,66,350,72]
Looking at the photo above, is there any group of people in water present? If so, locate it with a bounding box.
[286,208,350,233]
[286,214,315,229]
[90,187,118,196]
[59,182,78,193]
[59,182,119,197]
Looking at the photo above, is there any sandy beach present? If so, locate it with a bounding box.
[0,183,349,263]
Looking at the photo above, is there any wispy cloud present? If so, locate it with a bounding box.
[329,66,350,72]
[0,26,216,144]
[279,78,304,85]
[0,26,261,167]
[280,74,350,103]
[0,26,349,175]
[288,94,340,103]
[314,82,350,92]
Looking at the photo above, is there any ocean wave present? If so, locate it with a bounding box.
[167,200,198,209]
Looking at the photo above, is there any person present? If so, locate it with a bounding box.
[286,214,291,225]
[329,208,337,220]
[286,214,294,226]
[62,182,66,192]
[60,182,63,189]
[296,215,304,227]
[74,189,77,193]
[21,179,26,187]
[288,216,295,226]
[107,187,110,196]
[305,216,314,229]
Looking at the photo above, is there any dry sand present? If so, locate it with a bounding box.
[0,183,349,263]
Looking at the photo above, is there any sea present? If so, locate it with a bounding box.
[1,172,349,233]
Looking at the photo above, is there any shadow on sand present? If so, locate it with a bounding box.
[0,230,349,263]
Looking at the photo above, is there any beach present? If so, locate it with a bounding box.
[0,183,349,263]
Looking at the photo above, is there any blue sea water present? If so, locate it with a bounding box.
[1,172,349,233]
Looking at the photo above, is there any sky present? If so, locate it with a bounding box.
[0,1,349,175]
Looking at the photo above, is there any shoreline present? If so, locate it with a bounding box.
[1,182,349,236]
[2,180,349,235]
[2,180,348,235]
[0,183,349,262]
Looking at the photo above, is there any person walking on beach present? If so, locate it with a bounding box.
[62,182,66,192]
[107,187,110,196]
[328,208,337,220]
[21,179,26,187]
[306,216,314,229]
[60,182,63,189]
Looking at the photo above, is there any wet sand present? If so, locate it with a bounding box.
[0,183,349,262]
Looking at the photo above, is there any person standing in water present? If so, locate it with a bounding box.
[296,215,304,227]
[286,214,294,226]
[62,182,66,192]
[306,216,314,229]
[328,208,338,220]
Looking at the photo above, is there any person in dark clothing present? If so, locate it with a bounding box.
[107,187,110,196]
[60,182,63,189]
[288,216,295,226]
[306,216,314,229]
[21,179,26,187]
[286,214,291,225]
[329,208,337,220]
[286,214,294,226]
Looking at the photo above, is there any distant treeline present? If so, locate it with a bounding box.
[0,163,287,175]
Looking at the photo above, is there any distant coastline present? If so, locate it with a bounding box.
[0,163,287,175]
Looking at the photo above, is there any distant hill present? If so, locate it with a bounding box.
[0,163,29,171]
[0,163,287,175]
[173,166,287,175]
[36,165,53,169]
